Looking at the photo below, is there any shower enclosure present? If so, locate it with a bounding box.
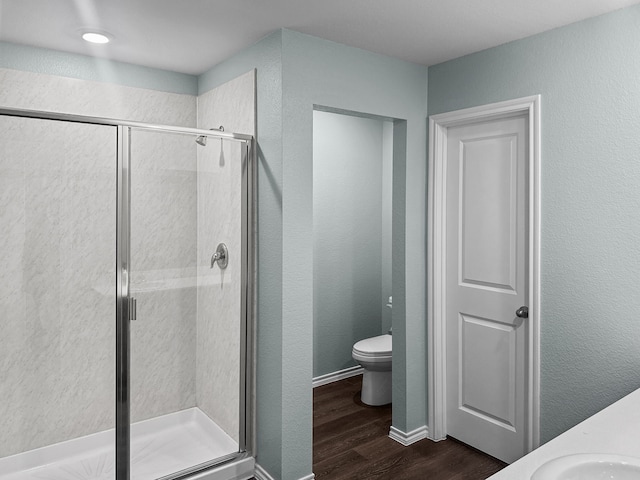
[0,107,254,480]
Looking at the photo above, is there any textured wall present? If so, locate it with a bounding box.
[428,4,640,443]
[0,41,197,94]
[196,70,256,442]
[381,121,393,335]
[312,110,391,378]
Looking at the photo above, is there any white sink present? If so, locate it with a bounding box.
[531,454,640,479]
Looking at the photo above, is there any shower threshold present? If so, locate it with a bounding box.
[0,408,238,480]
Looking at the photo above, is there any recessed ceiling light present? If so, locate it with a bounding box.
[82,32,110,44]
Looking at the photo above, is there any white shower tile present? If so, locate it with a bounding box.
[195,71,254,442]
[0,68,196,127]
[128,128,199,423]
[197,70,255,135]
[0,118,117,458]
[130,286,197,422]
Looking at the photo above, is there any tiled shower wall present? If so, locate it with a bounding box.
[0,68,199,457]
[0,116,117,457]
[129,129,199,422]
[0,66,254,457]
[0,68,195,126]
[196,70,256,442]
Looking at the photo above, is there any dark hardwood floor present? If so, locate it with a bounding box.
[313,376,507,480]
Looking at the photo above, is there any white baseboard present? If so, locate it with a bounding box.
[312,366,363,388]
[254,464,315,480]
[388,425,429,446]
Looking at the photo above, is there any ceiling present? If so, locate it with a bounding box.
[1,0,639,75]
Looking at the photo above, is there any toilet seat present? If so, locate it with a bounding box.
[352,334,392,362]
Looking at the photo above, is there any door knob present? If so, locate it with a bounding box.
[515,306,529,318]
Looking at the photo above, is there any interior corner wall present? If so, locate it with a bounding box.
[390,118,408,431]
[381,121,394,335]
[428,4,640,444]
[195,70,256,442]
[312,110,386,379]
[198,30,285,479]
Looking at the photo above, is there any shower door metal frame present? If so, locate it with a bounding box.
[0,106,255,480]
[116,124,131,480]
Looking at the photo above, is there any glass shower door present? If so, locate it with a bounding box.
[0,114,117,478]
[125,126,248,479]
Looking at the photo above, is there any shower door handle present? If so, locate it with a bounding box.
[130,297,137,321]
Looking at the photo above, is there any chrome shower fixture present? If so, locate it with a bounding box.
[195,126,225,146]
[211,243,228,269]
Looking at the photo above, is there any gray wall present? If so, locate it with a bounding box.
[428,5,640,443]
[312,110,392,378]
[0,41,196,94]
[381,121,393,334]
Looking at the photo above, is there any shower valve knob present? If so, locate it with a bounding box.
[211,243,228,269]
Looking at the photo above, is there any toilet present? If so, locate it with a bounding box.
[352,333,392,406]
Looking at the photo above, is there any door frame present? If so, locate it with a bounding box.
[427,95,541,455]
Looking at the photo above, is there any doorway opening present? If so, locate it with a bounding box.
[312,109,394,385]
[311,107,407,470]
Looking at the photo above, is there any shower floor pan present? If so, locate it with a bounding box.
[0,408,239,480]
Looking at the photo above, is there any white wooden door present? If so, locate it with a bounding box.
[445,114,528,464]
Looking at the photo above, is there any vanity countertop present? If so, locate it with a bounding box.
[487,387,640,479]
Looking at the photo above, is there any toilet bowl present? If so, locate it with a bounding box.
[352,334,392,406]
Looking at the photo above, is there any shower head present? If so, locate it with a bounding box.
[195,126,225,147]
